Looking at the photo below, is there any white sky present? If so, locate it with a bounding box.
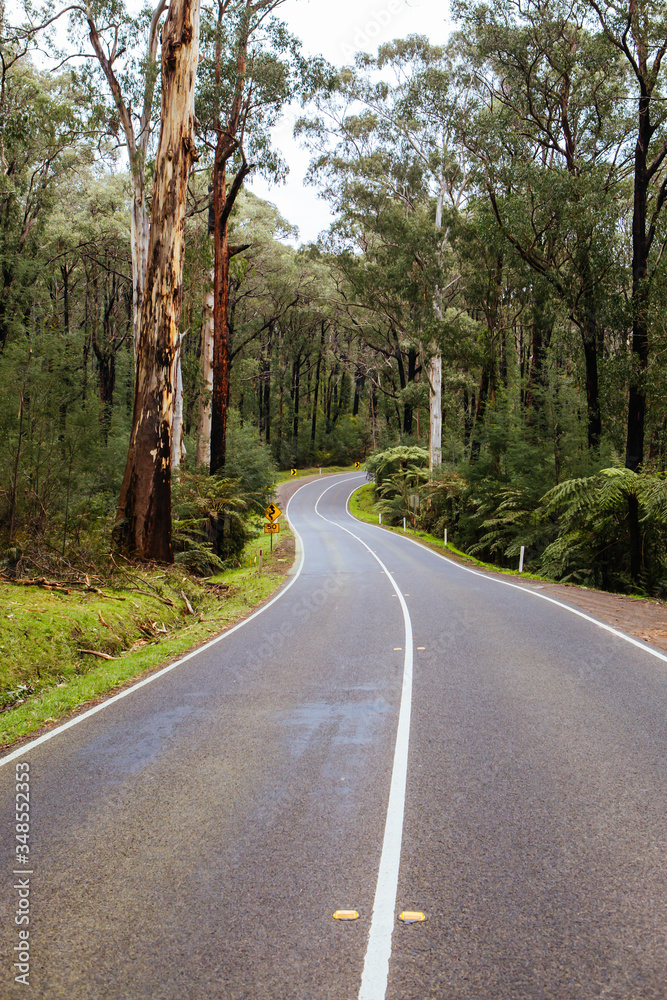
[249,0,453,243]
[7,0,452,243]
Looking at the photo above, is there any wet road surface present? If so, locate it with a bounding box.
[2,472,667,999]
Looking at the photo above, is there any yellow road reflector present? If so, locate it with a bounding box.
[393,647,402,651]
[333,910,359,921]
[417,646,425,650]
[399,911,426,924]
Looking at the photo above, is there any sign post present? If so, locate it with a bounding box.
[264,504,282,553]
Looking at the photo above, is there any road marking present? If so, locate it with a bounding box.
[314,479,413,1000]
[344,486,667,667]
[0,477,335,768]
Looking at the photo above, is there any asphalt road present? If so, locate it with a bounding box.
[2,472,667,999]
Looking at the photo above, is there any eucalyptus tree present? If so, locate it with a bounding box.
[114,0,201,561]
[452,0,632,453]
[298,35,472,470]
[0,35,98,348]
[58,0,170,358]
[586,1,667,461]
[586,0,667,578]
[195,0,302,472]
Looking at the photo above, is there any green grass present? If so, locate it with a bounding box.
[0,529,293,749]
[348,484,546,582]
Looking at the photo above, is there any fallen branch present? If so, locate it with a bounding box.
[77,649,115,660]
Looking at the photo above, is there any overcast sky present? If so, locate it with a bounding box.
[9,0,452,243]
[249,0,453,243]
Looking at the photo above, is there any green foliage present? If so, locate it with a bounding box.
[314,415,368,467]
[365,446,430,524]
[223,420,277,513]
[538,468,667,593]
[172,474,250,574]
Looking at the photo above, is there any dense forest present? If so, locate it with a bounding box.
[2,0,667,595]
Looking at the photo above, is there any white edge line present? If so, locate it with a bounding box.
[0,475,341,768]
[314,477,412,1000]
[345,485,667,666]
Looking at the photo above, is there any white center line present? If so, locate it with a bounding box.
[314,479,413,1000]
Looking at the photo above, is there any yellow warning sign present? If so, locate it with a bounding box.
[354,462,361,468]
[333,910,359,921]
[265,503,282,522]
[290,468,297,477]
[399,911,426,923]
[264,523,280,534]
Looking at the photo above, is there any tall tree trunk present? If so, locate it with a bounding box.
[86,1,167,359]
[581,319,602,451]
[195,267,214,466]
[210,185,230,472]
[311,321,325,450]
[292,352,301,456]
[171,334,185,470]
[402,346,417,434]
[114,0,200,561]
[625,69,653,580]
[428,353,442,471]
[208,4,253,472]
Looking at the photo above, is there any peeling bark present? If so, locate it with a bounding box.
[86,1,168,359]
[114,0,201,562]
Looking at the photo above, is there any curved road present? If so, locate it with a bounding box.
[2,472,667,999]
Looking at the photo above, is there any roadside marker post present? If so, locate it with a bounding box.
[519,545,525,573]
[258,548,263,573]
[444,528,447,546]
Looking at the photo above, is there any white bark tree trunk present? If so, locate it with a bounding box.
[428,174,447,474]
[428,352,442,471]
[115,0,201,560]
[171,334,186,470]
[195,269,214,467]
[87,1,168,360]
[130,176,150,359]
